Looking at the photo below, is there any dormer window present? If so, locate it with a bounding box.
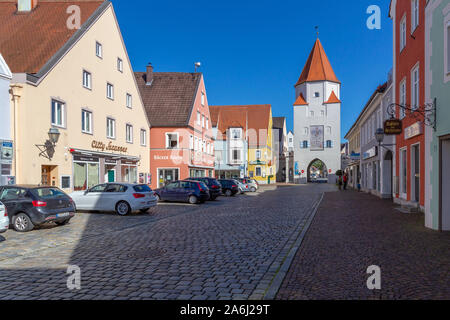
[314,92,320,97]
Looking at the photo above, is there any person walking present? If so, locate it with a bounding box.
[343,173,348,190]
[338,175,343,190]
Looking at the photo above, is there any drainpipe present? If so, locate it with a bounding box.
[9,84,22,183]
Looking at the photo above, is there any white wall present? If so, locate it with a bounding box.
[0,76,11,140]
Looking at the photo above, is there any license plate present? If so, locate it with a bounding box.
[56,212,70,218]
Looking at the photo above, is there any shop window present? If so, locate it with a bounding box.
[82,110,92,134]
[73,162,99,191]
[166,133,178,149]
[51,99,65,127]
[122,166,137,183]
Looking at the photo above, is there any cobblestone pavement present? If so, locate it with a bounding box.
[276,190,450,300]
[0,184,335,300]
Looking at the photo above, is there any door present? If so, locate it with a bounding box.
[441,138,450,230]
[179,181,193,201]
[41,166,51,186]
[107,170,115,183]
[162,182,179,201]
[413,145,420,202]
[103,184,125,211]
[80,184,107,210]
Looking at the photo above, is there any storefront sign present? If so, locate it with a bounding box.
[121,160,137,165]
[310,125,324,151]
[73,155,99,163]
[384,119,402,135]
[350,153,361,161]
[1,141,13,160]
[104,159,117,164]
[91,140,128,153]
[363,147,378,160]
[404,122,423,140]
[153,154,183,161]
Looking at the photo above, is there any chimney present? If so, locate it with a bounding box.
[146,63,153,85]
[18,0,38,12]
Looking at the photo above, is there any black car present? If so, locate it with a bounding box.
[218,179,239,197]
[0,185,76,232]
[154,180,210,204]
[188,177,222,200]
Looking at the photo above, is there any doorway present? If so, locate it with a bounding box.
[440,138,450,231]
[158,168,179,188]
[105,165,116,183]
[41,165,58,187]
[307,159,328,183]
[384,150,393,196]
[411,144,420,202]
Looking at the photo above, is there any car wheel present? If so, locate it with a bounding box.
[225,189,232,197]
[116,201,131,216]
[55,218,71,226]
[155,194,161,202]
[13,213,34,232]
[188,195,198,204]
[250,187,256,192]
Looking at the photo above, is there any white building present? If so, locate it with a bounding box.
[293,39,341,183]
[0,53,13,185]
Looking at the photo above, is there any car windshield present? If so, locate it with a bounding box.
[32,187,66,198]
[133,185,152,192]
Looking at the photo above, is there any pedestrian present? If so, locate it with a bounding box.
[343,173,348,190]
[338,175,343,190]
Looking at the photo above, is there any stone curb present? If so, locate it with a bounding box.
[261,192,324,300]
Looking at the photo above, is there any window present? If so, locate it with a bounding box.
[326,126,332,134]
[256,167,262,177]
[194,137,198,150]
[197,111,201,125]
[303,127,309,135]
[411,0,419,32]
[231,128,241,139]
[166,133,178,149]
[81,110,92,134]
[321,110,325,117]
[400,148,407,194]
[314,92,320,97]
[310,111,314,117]
[256,150,261,160]
[106,118,115,139]
[107,83,114,100]
[201,92,205,106]
[126,93,132,108]
[400,16,407,51]
[202,115,205,128]
[189,135,194,150]
[51,99,65,127]
[411,65,419,110]
[96,41,102,58]
[231,149,241,162]
[206,117,209,130]
[126,124,133,143]
[326,140,332,148]
[400,79,406,118]
[301,140,308,149]
[140,129,147,146]
[117,58,123,72]
[61,176,71,189]
[83,70,91,89]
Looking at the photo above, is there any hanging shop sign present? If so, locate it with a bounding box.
[362,146,378,160]
[404,122,423,140]
[384,119,403,135]
[91,140,128,153]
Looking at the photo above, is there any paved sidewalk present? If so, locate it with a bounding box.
[276,190,450,300]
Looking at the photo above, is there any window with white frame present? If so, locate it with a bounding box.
[400,148,407,195]
[83,70,91,89]
[107,83,114,100]
[206,117,209,129]
[189,135,194,150]
[51,99,65,127]
[411,0,419,32]
[400,16,407,51]
[256,150,261,159]
[96,41,102,58]
[231,128,242,139]
[231,149,241,162]
[126,124,133,143]
[202,115,205,128]
[201,92,205,106]
[126,93,132,108]
[166,133,178,149]
[207,142,210,154]
[400,79,407,118]
[194,137,198,150]
[197,111,201,125]
[140,129,147,146]
[411,64,419,110]
[81,110,92,134]
[117,58,123,72]
[106,118,115,139]
[256,167,262,176]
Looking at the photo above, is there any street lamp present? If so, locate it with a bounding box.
[48,127,61,145]
[375,128,384,144]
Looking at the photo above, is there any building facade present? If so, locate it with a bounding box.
[0,53,13,186]
[293,38,342,184]
[344,123,361,190]
[135,66,215,189]
[424,0,450,230]
[1,0,150,192]
[390,0,427,211]
[272,117,288,183]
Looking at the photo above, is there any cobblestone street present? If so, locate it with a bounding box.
[0,184,334,300]
[277,190,450,300]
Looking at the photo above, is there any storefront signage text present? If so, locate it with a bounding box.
[91,140,128,153]
[404,122,423,140]
[154,155,183,161]
[384,119,402,135]
[363,147,378,160]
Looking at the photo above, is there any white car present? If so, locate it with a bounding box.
[70,183,157,216]
[0,201,9,233]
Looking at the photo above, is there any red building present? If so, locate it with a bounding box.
[390,0,426,210]
[135,65,215,189]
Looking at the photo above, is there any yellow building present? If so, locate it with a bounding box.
[1,0,150,191]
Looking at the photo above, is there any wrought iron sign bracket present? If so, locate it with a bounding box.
[387,98,437,131]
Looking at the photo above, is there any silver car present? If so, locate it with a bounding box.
[70,183,157,216]
[0,201,8,233]
[233,179,249,194]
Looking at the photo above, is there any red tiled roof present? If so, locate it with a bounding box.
[293,92,308,106]
[295,38,340,86]
[135,72,201,127]
[209,104,272,148]
[324,90,341,104]
[0,0,105,74]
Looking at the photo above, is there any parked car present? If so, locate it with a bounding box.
[71,183,157,216]
[188,177,222,200]
[0,185,75,232]
[218,179,240,197]
[0,201,8,234]
[232,179,249,194]
[241,177,259,192]
[154,180,210,204]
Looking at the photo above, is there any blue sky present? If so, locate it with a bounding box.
[113,0,393,142]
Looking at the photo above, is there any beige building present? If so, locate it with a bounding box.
[0,0,150,191]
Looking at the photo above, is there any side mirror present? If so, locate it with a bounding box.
[84,190,89,195]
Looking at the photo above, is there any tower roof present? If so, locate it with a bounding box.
[293,93,308,106]
[324,90,341,104]
[295,38,340,86]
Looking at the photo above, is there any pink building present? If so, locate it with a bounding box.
[135,65,215,189]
